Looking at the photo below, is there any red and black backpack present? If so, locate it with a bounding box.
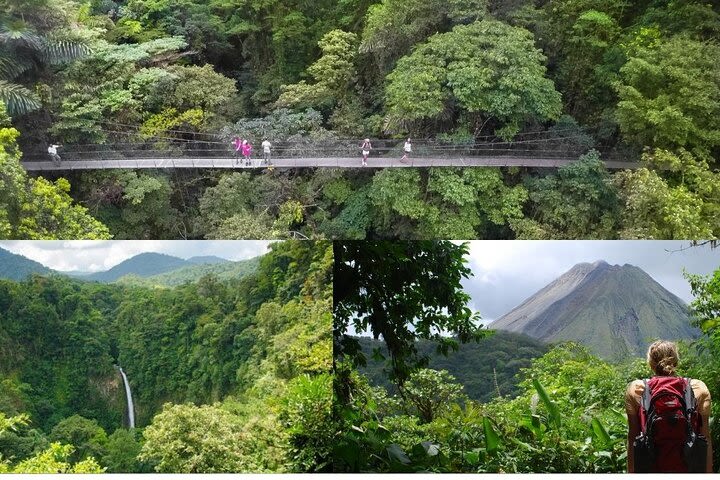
[633,376,708,473]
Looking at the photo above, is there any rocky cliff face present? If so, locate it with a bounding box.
[488,261,698,359]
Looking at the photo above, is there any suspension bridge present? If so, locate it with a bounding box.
[21,122,639,171]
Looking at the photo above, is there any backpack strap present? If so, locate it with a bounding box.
[683,377,697,412]
[641,378,652,413]
[640,379,653,433]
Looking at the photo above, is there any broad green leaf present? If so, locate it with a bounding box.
[591,417,611,446]
[483,416,501,454]
[532,378,561,429]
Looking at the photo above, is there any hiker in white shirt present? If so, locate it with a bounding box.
[48,144,62,164]
[261,139,272,164]
[401,138,412,163]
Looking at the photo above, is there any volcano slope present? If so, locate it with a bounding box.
[489,261,697,359]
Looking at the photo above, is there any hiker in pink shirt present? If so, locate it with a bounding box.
[242,140,253,166]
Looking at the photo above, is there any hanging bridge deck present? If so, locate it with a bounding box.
[22,156,638,171]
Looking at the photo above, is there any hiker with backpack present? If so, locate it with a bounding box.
[625,340,713,473]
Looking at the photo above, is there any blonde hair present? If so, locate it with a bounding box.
[646,340,679,376]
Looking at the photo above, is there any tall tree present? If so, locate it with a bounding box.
[384,19,562,137]
[334,240,486,386]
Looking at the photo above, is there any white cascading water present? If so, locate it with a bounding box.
[118,367,135,428]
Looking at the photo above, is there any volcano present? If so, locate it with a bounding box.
[488,261,698,359]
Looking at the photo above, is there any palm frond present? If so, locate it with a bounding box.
[0,80,41,116]
[0,50,33,80]
[0,19,42,51]
[41,39,92,65]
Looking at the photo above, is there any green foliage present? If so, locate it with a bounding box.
[9,443,104,473]
[359,332,548,403]
[361,0,487,68]
[0,241,333,472]
[0,3,91,116]
[139,403,248,473]
[385,20,562,136]
[49,415,108,464]
[101,428,148,473]
[221,108,331,143]
[537,0,627,125]
[116,257,260,288]
[615,149,720,239]
[167,64,237,111]
[3,0,720,242]
[369,168,527,239]
[280,374,333,471]
[684,266,720,470]
[72,171,180,239]
[337,344,636,472]
[515,151,621,239]
[401,369,466,423]
[616,36,720,155]
[276,30,358,111]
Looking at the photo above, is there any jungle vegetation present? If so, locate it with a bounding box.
[333,241,720,472]
[0,240,333,473]
[0,0,718,240]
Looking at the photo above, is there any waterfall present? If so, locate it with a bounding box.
[117,366,135,428]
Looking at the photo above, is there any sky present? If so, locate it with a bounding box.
[0,241,272,272]
[461,240,720,324]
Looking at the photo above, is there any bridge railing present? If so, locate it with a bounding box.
[25,142,593,162]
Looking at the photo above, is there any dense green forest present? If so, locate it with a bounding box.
[334,241,720,472]
[0,240,332,472]
[358,332,548,402]
[1,0,718,239]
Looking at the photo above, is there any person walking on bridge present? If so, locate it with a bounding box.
[47,143,62,164]
[401,138,412,163]
[232,137,243,165]
[242,140,253,166]
[261,139,272,165]
[360,138,372,167]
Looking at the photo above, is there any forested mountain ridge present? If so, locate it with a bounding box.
[0,248,53,280]
[0,241,333,472]
[83,252,197,282]
[115,255,260,287]
[1,0,718,240]
[0,247,259,286]
[489,261,697,359]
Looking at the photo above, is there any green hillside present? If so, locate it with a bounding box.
[84,253,191,282]
[0,248,53,280]
[358,331,548,402]
[116,256,260,287]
